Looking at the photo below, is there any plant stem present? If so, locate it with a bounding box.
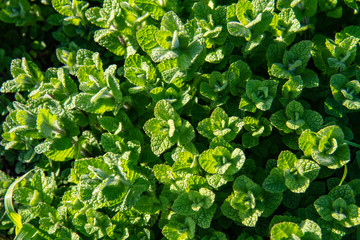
[339,165,348,186]
[344,140,360,148]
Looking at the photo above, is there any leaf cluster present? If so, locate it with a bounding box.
[1,0,360,239]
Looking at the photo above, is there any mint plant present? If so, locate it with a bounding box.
[239,79,278,112]
[263,150,320,193]
[330,73,360,110]
[314,185,360,228]
[270,100,324,134]
[299,125,350,169]
[242,116,272,148]
[270,219,322,240]
[144,100,195,156]
[1,0,360,239]
[221,175,282,227]
[197,107,243,142]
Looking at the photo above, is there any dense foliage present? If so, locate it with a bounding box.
[1,0,360,239]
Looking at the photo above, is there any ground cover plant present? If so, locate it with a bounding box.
[1,0,360,239]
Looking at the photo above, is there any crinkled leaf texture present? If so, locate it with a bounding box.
[299,126,350,169]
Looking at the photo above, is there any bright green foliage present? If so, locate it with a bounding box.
[271,8,301,45]
[227,0,274,52]
[72,152,150,209]
[344,0,360,13]
[172,188,216,228]
[314,185,360,228]
[239,79,278,112]
[312,34,358,75]
[242,116,272,148]
[221,175,282,227]
[124,53,157,89]
[137,11,205,69]
[270,100,324,134]
[263,150,320,193]
[12,169,56,207]
[330,73,360,110]
[52,0,89,26]
[74,62,122,114]
[199,145,246,188]
[277,0,318,18]
[84,0,148,56]
[298,125,350,169]
[227,60,253,96]
[192,2,228,50]
[144,100,195,156]
[1,58,44,93]
[270,219,322,240]
[197,107,243,142]
[2,0,360,239]
[150,85,192,110]
[200,71,235,107]
[162,215,196,240]
[268,40,319,89]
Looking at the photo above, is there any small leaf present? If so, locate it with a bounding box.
[227,22,251,40]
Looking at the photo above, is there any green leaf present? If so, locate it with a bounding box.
[173,194,194,215]
[284,170,310,194]
[245,80,278,111]
[178,120,195,146]
[342,204,360,227]
[242,132,259,149]
[235,0,254,26]
[199,149,218,174]
[271,63,292,79]
[94,29,126,56]
[228,60,252,96]
[270,110,291,134]
[270,222,303,239]
[52,0,79,16]
[283,40,312,74]
[151,134,174,156]
[197,107,243,142]
[144,99,194,156]
[76,92,114,114]
[227,175,266,227]
[193,204,216,228]
[298,129,318,156]
[43,137,75,161]
[134,196,161,214]
[2,58,44,93]
[36,109,63,139]
[282,76,303,100]
[262,168,287,193]
[302,110,324,132]
[137,25,159,53]
[206,174,232,188]
[154,100,181,123]
[227,22,251,40]
[153,164,175,184]
[161,11,184,33]
[301,69,319,88]
[162,215,196,240]
[85,7,108,28]
[14,223,38,240]
[135,0,165,20]
[239,96,257,112]
[300,219,322,239]
[5,170,34,234]
[314,195,336,221]
[124,54,157,87]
